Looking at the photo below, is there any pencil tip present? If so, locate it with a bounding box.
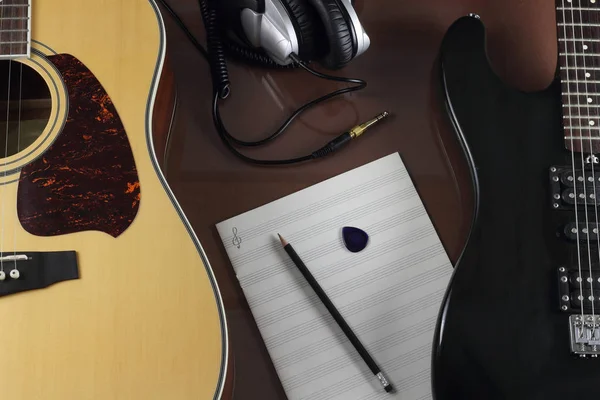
[278,233,288,246]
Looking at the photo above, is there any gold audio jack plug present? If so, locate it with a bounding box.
[311,112,391,159]
[349,111,390,138]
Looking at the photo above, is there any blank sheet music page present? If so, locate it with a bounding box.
[216,153,453,400]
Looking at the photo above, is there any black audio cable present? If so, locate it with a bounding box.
[156,0,388,165]
[156,0,210,60]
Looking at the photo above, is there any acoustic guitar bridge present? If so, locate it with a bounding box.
[0,251,79,298]
[0,254,30,262]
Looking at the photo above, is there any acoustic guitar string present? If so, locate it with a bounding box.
[13,2,23,274]
[0,3,13,280]
[0,1,8,277]
[572,0,597,324]
[1,3,13,278]
[562,0,586,324]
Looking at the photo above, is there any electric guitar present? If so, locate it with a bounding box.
[433,3,600,400]
[0,1,227,399]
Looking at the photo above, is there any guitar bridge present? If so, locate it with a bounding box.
[570,315,600,357]
[0,251,78,298]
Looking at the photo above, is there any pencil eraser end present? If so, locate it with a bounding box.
[384,384,393,393]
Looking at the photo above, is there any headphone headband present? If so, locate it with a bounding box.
[240,0,300,65]
[239,0,369,67]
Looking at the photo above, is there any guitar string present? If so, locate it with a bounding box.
[593,0,600,329]
[0,0,4,279]
[570,0,593,326]
[586,0,600,326]
[13,3,23,273]
[562,0,586,324]
[586,0,600,329]
[0,0,7,278]
[1,3,13,278]
[572,0,597,325]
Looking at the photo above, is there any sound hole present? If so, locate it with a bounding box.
[0,60,51,158]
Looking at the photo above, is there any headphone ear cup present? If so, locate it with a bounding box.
[280,0,319,61]
[307,0,355,69]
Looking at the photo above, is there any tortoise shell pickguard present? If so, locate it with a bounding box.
[17,54,140,238]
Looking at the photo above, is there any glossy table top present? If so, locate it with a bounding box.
[159,0,558,398]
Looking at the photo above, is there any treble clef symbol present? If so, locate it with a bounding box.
[232,227,242,249]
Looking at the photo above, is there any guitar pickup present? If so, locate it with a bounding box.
[550,166,600,209]
[558,266,600,312]
[565,222,600,241]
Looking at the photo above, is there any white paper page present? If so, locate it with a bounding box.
[216,153,453,400]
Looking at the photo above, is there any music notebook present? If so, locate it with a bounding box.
[216,153,453,400]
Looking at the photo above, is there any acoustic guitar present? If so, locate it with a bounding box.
[433,3,600,400]
[0,1,227,399]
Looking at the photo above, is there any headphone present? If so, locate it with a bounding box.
[224,0,370,69]
[166,0,379,165]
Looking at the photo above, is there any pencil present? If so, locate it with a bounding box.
[278,234,394,393]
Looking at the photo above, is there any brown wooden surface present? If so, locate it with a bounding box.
[158,0,558,398]
[152,52,177,170]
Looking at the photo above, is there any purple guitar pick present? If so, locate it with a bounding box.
[342,226,369,253]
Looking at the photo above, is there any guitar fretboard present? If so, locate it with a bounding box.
[557,0,600,153]
[0,0,30,59]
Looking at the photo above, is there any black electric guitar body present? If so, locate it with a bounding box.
[433,13,600,400]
